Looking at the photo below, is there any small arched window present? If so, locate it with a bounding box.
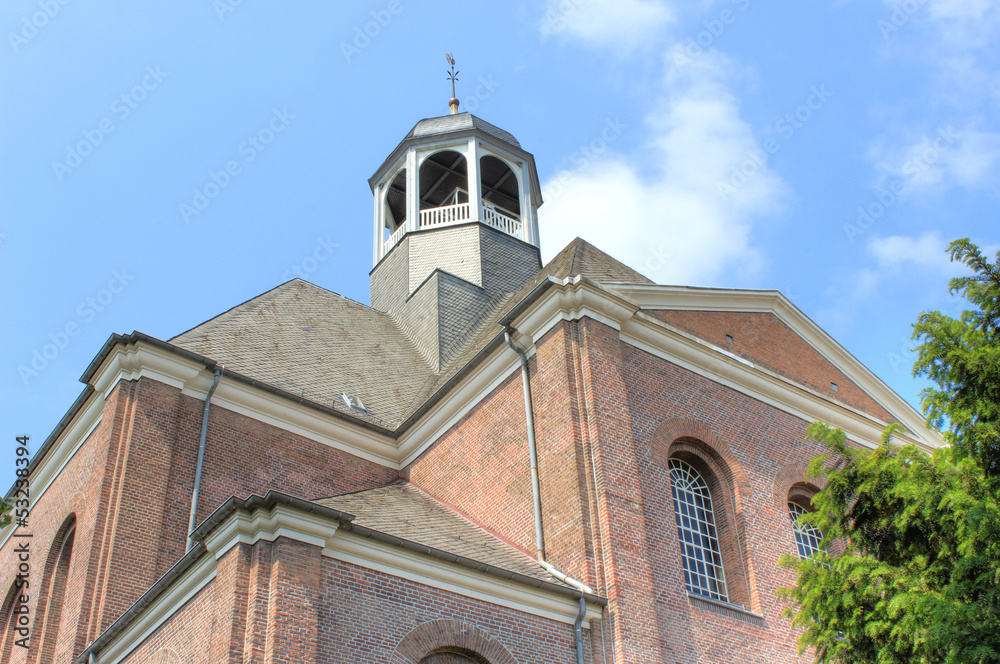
[669,459,728,602]
[788,501,823,559]
[0,582,23,661]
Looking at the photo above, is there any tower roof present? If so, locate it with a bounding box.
[405,112,521,148]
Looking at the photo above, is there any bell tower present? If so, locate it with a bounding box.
[368,110,543,370]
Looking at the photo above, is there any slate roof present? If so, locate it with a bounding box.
[314,483,558,584]
[169,281,435,429]
[405,112,521,148]
[170,238,651,431]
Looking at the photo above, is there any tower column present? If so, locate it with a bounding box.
[520,161,534,244]
[405,148,419,233]
[373,182,382,264]
[467,137,482,223]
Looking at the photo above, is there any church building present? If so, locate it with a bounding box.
[0,107,942,664]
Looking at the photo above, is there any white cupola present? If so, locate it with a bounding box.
[368,112,543,266]
[367,111,544,370]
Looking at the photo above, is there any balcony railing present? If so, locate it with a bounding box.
[482,203,522,239]
[382,224,406,255]
[382,201,523,255]
[420,202,471,228]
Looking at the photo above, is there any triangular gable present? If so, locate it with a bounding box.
[605,283,941,449]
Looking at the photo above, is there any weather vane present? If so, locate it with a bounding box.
[446,53,460,115]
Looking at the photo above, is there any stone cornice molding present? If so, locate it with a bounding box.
[84,495,602,664]
[605,283,941,451]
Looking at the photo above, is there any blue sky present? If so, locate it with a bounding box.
[2,1,998,477]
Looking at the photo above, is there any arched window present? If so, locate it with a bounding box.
[418,150,469,227]
[420,649,488,664]
[0,582,24,661]
[788,501,823,559]
[669,459,728,602]
[479,155,520,219]
[384,167,407,236]
[31,516,76,664]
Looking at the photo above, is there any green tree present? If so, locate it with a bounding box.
[782,239,1000,663]
[912,239,1000,479]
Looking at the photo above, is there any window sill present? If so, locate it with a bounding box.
[687,593,765,627]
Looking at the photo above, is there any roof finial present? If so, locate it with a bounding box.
[446,53,460,115]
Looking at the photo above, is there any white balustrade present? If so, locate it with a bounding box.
[384,201,523,256]
[482,205,522,240]
[419,202,471,228]
[383,223,406,254]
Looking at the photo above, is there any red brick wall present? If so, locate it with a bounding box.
[596,318,836,663]
[405,370,538,556]
[0,375,397,663]
[117,537,594,664]
[647,309,894,422]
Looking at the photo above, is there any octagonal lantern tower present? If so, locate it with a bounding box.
[367,112,544,370]
[368,112,543,266]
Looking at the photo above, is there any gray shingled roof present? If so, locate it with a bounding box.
[314,483,558,583]
[170,238,650,431]
[406,113,521,148]
[170,280,434,429]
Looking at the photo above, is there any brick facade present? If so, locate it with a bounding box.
[0,294,913,664]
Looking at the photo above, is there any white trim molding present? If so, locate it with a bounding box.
[604,283,942,450]
[92,499,601,664]
[502,280,943,452]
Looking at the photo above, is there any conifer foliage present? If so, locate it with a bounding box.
[782,239,1000,663]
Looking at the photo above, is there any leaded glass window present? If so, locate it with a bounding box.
[669,459,728,602]
[788,501,823,559]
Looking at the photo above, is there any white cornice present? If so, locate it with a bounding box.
[501,281,942,452]
[508,277,639,346]
[201,503,342,559]
[396,342,529,466]
[326,530,602,627]
[605,283,941,449]
[93,501,599,664]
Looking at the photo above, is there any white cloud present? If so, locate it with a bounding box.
[869,126,1000,195]
[538,48,787,286]
[871,0,1000,191]
[868,232,958,273]
[539,0,674,49]
[848,231,973,298]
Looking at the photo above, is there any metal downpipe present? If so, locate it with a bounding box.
[505,328,593,663]
[503,329,546,559]
[186,368,222,553]
[574,595,587,664]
